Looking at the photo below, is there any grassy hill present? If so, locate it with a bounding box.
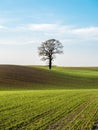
[0,65,98,90]
[1,65,98,129]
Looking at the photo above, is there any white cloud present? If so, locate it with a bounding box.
[0,23,98,45]
[72,27,98,41]
[27,24,57,31]
[7,23,72,32]
[0,25,7,30]
[73,27,98,34]
[26,24,98,42]
[0,39,38,45]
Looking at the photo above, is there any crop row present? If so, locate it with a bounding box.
[0,90,98,130]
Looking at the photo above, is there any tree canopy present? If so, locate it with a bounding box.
[38,39,63,69]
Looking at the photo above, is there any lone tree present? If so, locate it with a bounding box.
[38,39,63,69]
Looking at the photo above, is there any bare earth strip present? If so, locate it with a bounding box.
[92,120,98,130]
[45,99,90,130]
[45,94,98,130]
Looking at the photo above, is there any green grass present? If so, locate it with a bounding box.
[0,90,98,130]
[0,65,98,90]
[0,65,98,129]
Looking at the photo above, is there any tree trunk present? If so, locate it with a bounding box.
[49,57,52,69]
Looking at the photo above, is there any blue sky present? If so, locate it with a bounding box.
[0,0,98,66]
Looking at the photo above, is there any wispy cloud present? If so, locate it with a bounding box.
[17,24,98,41]
[72,27,98,40]
[0,23,98,45]
[0,25,7,30]
[15,24,73,32]
[0,39,39,45]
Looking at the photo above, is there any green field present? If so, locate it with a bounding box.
[0,65,98,130]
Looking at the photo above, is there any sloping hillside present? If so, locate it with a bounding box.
[0,65,98,90]
[0,65,59,89]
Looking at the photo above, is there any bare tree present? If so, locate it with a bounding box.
[38,39,63,69]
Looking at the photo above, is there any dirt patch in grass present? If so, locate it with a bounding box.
[92,120,98,130]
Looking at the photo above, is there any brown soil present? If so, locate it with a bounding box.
[92,120,98,130]
[0,65,60,87]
